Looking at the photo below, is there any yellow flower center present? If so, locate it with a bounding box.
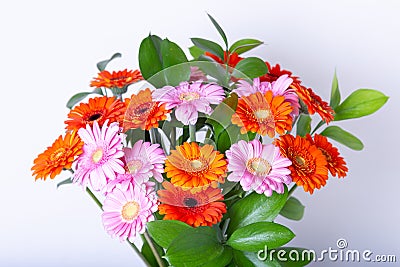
[190,160,203,169]
[246,157,272,175]
[50,148,66,162]
[92,148,103,163]
[254,109,271,120]
[121,201,140,221]
[127,160,143,174]
[179,92,200,101]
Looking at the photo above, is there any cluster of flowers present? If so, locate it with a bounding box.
[32,57,348,242]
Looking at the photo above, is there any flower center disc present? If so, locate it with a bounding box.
[127,160,143,174]
[190,160,203,169]
[88,113,103,121]
[183,197,198,207]
[295,155,306,166]
[254,109,271,120]
[246,157,272,175]
[92,148,103,163]
[133,102,153,116]
[121,201,140,221]
[179,92,200,101]
[50,148,66,162]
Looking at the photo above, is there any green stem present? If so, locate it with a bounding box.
[170,127,176,149]
[288,184,298,197]
[144,231,165,267]
[150,128,158,144]
[85,188,152,267]
[189,124,196,143]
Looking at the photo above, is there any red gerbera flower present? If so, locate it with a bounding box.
[158,182,227,227]
[260,62,301,84]
[90,69,143,89]
[307,134,348,178]
[204,51,243,68]
[291,83,335,123]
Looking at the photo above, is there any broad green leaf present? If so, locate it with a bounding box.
[56,177,72,188]
[276,247,314,266]
[229,39,263,55]
[330,71,340,109]
[296,115,311,137]
[334,89,388,121]
[207,93,238,138]
[165,226,224,267]
[228,189,288,234]
[207,13,228,49]
[160,39,190,86]
[233,250,281,267]
[232,57,268,79]
[320,126,364,151]
[189,46,205,59]
[201,246,233,267]
[191,37,225,61]
[96,52,121,71]
[279,197,305,221]
[227,222,295,252]
[139,35,163,80]
[217,124,240,154]
[66,89,103,109]
[147,220,191,248]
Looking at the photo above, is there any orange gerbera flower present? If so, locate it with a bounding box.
[90,69,143,89]
[307,134,348,178]
[123,88,171,132]
[65,96,126,131]
[158,181,227,227]
[165,142,227,188]
[32,131,83,180]
[291,83,335,123]
[276,134,328,194]
[231,91,293,137]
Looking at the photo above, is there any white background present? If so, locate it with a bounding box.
[1,0,399,266]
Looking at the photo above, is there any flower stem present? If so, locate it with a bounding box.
[85,188,152,267]
[288,184,298,197]
[144,230,165,267]
[189,124,196,142]
[170,127,176,149]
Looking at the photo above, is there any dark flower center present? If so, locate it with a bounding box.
[183,197,198,207]
[88,113,102,121]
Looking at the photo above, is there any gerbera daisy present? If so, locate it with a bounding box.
[90,69,143,89]
[276,134,328,194]
[123,88,170,132]
[291,83,335,123]
[74,121,125,191]
[226,140,292,196]
[65,96,126,131]
[102,181,157,242]
[32,131,83,180]
[231,91,293,137]
[158,181,226,227]
[234,75,300,116]
[204,51,243,68]
[165,142,227,188]
[123,140,166,183]
[152,81,225,125]
[260,62,301,84]
[307,134,348,178]
[189,66,207,82]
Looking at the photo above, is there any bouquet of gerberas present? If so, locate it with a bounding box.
[32,15,388,267]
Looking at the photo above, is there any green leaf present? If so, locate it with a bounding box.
[66,89,103,109]
[141,236,167,267]
[330,71,341,109]
[279,197,305,221]
[191,37,225,61]
[320,126,364,151]
[233,250,281,267]
[296,115,311,137]
[275,247,314,267]
[227,222,295,252]
[228,189,288,234]
[96,52,121,71]
[160,39,190,86]
[207,93,238,138]
[200,246,233,267]
[207,13,228,49]
[139,35,163,80]
[229,39,263,55]
[189,46,205,59]
[147,220,191,248]
[334,89,388,121]
[56,177,72,188]
[165,226,224,267]
[232,57,268,79]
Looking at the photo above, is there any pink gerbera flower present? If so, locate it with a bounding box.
[225,139,292,196]
[233,75,300,116]
[124,140,166,183]
[102,181,158,242]
[74,120,125,191]
[152,81,225,125]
